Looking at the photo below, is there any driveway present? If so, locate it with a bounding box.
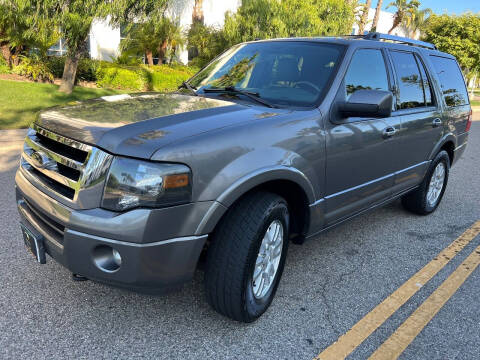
[0,119,479,359]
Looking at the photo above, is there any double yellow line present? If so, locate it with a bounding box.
[316,220,480,360]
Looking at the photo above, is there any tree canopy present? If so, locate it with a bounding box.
[423,13,480,77]
[222,0,356,46]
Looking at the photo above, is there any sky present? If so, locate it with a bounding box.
[381,0,480,15]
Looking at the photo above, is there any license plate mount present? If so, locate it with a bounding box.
[20,223,46,264]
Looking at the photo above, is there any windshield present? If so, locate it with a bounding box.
[188,41,344,108]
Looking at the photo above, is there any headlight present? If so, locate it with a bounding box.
[101,157,192,211]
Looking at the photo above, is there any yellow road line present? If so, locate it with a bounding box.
[370,244,480,359]
[315,220,480,360]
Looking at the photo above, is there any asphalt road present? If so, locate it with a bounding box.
[1,118,479,360]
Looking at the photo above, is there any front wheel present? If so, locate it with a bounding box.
[205,192,289,322]
[402,150,450,215]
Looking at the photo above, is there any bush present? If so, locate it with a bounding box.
[149,64,197,92]
[45,56,65,78]
[96,63,197,92]
[112,52,143,66]
[77,58,100,82]
[0,56,10,74]
[45,56,100,82]
[13,56,54,82]
[187,22,227,68]
[96,63,149,91]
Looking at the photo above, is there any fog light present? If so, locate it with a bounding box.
[112,248,122,266]
[92,245,122,273]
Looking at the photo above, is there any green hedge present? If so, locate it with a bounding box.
[13,56,54,82]
[45,57,100,82]
[96,64,149,91]
[95,63,197,92]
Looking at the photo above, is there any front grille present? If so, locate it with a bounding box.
[35,132,88,163]
[21,126,112,206]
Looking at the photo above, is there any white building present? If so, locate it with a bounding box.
[50,2,407,64]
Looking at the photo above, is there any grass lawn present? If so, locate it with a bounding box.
[472,100,480,106]
[0,80,124,129]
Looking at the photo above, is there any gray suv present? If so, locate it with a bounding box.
[15,33,471,322]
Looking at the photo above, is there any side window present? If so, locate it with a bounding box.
[344,49,389,99]
[415,55,433,106]
[430,56,469,107]
[390,51,425,109]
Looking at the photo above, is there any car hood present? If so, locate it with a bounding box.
[35,93,287,159]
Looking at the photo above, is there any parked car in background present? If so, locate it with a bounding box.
[15,33,471,322]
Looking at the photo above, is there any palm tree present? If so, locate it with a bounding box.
[371,0,383,32]
[157,18,185,64]
[192,0,204,24]
[386,0,420,34]
[121,17,185,65]
[358,0,372,35]
[404,7,432,38]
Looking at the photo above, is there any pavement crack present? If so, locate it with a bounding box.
[318,279,340,337]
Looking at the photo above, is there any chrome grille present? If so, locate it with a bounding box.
[21,126,113,209]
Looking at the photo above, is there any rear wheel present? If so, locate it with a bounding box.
[205,192,289,322]
[402,150,450,215]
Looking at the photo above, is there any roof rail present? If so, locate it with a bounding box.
[364,32,437,50]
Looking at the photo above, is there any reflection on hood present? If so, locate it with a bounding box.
[39,93,233,128]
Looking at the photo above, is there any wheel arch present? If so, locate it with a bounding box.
[196,167,315,240]
[429,133,456,165]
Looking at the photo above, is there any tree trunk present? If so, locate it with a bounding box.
[146,50,154,66]
[388,13,401,34]
[358,0,372,35]
[59,52,80,94]
[0,42,12,68]
[192,0,204,24]
[372,0,383,32]
[157,41,168,65]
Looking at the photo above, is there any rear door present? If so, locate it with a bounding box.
[429,55,471,139]
[324,48,402,225]
[387,50,443,194]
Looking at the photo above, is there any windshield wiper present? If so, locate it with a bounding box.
[203,86,276,108]
[178,81,198,96]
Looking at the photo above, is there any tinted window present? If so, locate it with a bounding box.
[189,42,344,107]
[430,56,469,107]
[416,55,433,106]
[391,51,425,109]
[344,49,389,99]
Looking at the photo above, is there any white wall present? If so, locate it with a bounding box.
[89,18,121,61]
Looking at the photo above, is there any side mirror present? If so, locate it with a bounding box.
[338,90,393,118]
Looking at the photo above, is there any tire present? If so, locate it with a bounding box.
[402,150,450,215]
[205,191,289,322]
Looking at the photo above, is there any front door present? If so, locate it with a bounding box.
[324,48,403,225]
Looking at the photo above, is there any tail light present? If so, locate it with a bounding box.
[466,109,472,132]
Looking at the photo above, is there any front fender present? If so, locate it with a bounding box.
[197,147,318,206]
[194,148,319,235]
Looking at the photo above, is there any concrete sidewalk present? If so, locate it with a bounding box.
[0,129,26,172]
[0,129,27,143]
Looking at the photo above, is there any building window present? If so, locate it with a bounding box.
[47,38,67,57]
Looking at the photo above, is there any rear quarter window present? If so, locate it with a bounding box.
[429,56,469,107]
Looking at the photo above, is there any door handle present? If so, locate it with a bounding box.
[382,126,396,138]
[432,118,442,127]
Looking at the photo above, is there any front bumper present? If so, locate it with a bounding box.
[15,169,210,293]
